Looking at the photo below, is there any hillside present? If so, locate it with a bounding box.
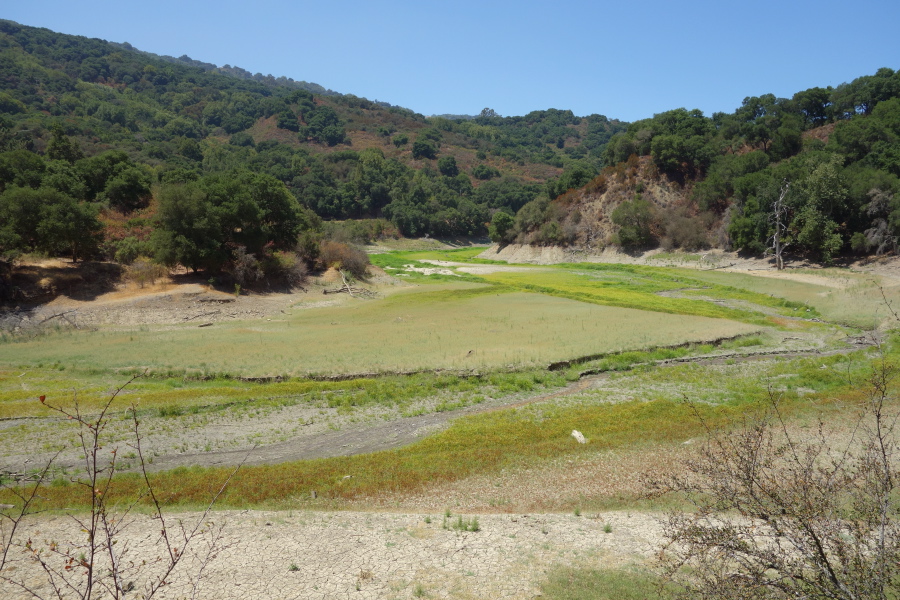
[0,19,624,257]
[1,18,898,284]
[503,75,900,265]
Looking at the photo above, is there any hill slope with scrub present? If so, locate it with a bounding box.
[501,71,900,265]
[1,18,899,288]
[0,18,624,271]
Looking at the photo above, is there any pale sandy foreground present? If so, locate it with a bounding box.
[2,510,664,599]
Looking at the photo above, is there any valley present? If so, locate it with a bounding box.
[1,243,894,599]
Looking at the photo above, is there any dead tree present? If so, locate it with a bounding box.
[323,270,376,298]
[768,181,791,270]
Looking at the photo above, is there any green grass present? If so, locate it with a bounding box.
[479,267,807,326]
[1,256,882,514]
[540,566,676,600]
[0,285,759,378]
[3,339,891,513]
[368,253,488,283]
[0,366,575,419]
[4,381,860,511]
[401,247,501,262]
[683,267,887,328]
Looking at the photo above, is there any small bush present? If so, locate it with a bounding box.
[110,236,153,265]
[612,194,656,249]
[472,164,500,180]
[318,241,370,279]
[661,206,710,251]
[125,257,167,288]
[261,250,308,288]
[583,174,608,195]
[228,247,263,287]
[442,512,480,532]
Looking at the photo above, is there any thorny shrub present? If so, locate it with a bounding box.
[646,346,900,600]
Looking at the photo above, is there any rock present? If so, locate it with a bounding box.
[571,430,586,444]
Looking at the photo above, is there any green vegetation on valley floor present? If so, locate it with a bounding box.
[0,254,886,513]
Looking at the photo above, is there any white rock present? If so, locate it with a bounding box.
[571,430,586,444]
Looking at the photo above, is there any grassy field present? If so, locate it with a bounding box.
[2,250,884,513]
[3,337,885,512]
[1,250,893,600]
[479,268,803,325]
[0,282,760,378]
[684,267,894,328]
[540,566,675,600]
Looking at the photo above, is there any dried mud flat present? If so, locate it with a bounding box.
[1,509,664,600]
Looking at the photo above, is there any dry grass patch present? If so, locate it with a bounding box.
[0,285,759,377]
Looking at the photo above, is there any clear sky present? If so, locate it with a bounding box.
[5,0,899,122]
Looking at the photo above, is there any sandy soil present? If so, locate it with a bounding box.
[478,244,900,283]
[0,509,664,600]
[5,267,405,330]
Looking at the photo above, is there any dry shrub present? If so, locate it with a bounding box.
[555,189,581,206]
[318,241,369,279]
[583,174,608,195]
[229,246,263,287]
[649,363,900,600]
[125,257,167,288]
[661,207,710,251]
[262,250,308,288]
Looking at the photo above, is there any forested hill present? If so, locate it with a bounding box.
[2,18,898,281]
[0,19,624,262]
[500,68,900,264]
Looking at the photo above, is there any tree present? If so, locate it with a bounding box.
[36,193,103,262]
[75,151,131,200]
[648,350,900,600]
[612,194,656,249]
[246,173,309,249]
[860,188,897,255]
[546,163,595,199]
[411,139,437,160]
[276,110,300,132]
[46,124,84,164]
[793,86,833,128]
[794,155,848,263]
[151,183,223,272]
[768,181,791,270]
[488,210,515,243]
[0,186,44,252]
[471,164,500,180]
[103,166,151,213]
[0,186,102,261]
[438,155,459,177]
[0,149,46,191]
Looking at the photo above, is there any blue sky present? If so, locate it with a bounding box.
[5,0,899,122]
